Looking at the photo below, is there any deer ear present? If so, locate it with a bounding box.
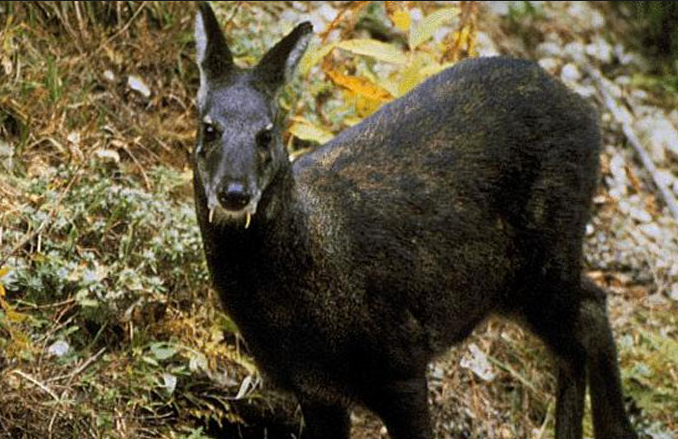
[253,22,313,95]
[195,1,234,82]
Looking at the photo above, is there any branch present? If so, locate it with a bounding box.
[585,66,678,221]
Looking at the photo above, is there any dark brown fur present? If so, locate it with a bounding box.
[192,3,637,438]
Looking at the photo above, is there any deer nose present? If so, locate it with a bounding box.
[218,182,251,211]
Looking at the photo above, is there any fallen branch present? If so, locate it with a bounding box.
[9,370,60,402]
[46,347,106,384]
[585,65,678,221]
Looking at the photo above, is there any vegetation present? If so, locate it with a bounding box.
[1,2,677,438]
[620,2,678,60]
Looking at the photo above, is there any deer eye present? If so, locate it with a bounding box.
[256,127,274,149]
[203,123,218,143]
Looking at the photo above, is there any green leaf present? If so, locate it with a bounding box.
[409,7,459,50]
[335,39,408,65]
[142,355,159,366]
[75,289,99,308]
[150,343,177,361]
[189,353,208,372]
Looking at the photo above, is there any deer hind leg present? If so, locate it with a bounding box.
[579,278,637,439]
[523,278,636,439]
[299,398,350,439]
[522,279,588,439]
[360,374,433,439]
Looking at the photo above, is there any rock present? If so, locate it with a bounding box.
[103,69,116,82]
[636,112,678,164]
[589,9,606,30]
[669,284,678,302]
[460,343,495,382]
[538,57,560,73]
[645,293,668,307]
[586,223,595,236]
[0,140,14,171]
[631,89,649,101]
[656,170,676,189]
[572,83,596,99]
[127,75,151,98]
[566,2,605,30]
[609,153,628,197]
[475,31,500,57]
[95,149,121,164]
[586,38,613,64]
[48,340,70,357]
[669,109,678,126]
[485,2,510,16]
[318,3,338,22]
[410,8,424,21]
[615,75,632,86]
[563,41,586,63]
[280,9,301,25]
[596,231,607,244]
[629,207,652,223]
[536,41,561,58]
[639,223,663,242]
[561,63,582,82]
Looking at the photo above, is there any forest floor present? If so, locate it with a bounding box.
[1,2,677,439]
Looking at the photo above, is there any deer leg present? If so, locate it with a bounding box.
[524,286,587,439]
[299,398,350,439]
[580,278,637,439]
[525,278,637,439]
[361,374,432,439]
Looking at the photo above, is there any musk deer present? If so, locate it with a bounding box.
[191,3,637,438]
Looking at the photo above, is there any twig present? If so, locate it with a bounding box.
[48,3,82,53]
[15,297,75,311]
[45,347,106,384]
[585,66,678,221]
[319,1,369,43]
[0,164,83,267]
[9,370,60,402]
[225,1,244,26]
[94,1,148,54]
[535,399,554,439]
[486,355,540,395]
[123,144,151,190]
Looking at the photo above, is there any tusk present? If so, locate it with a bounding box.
[244,212,251,229]
[209,207,215,224]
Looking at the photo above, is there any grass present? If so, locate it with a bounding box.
[1,2,677,438]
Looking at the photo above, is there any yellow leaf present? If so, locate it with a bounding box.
[397,57,427,96]
[342,116,363,127]
[299,41,338,76]
[419,61,456,78]
[325,69,393,102]
[6,306,28,323]
[0,266,7,299]
[392,10,411,32]
[335,39,408,65]
[354,95,383,117]
[288,121,334,144]
[409,7,459,50]
[379,77,401,98]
